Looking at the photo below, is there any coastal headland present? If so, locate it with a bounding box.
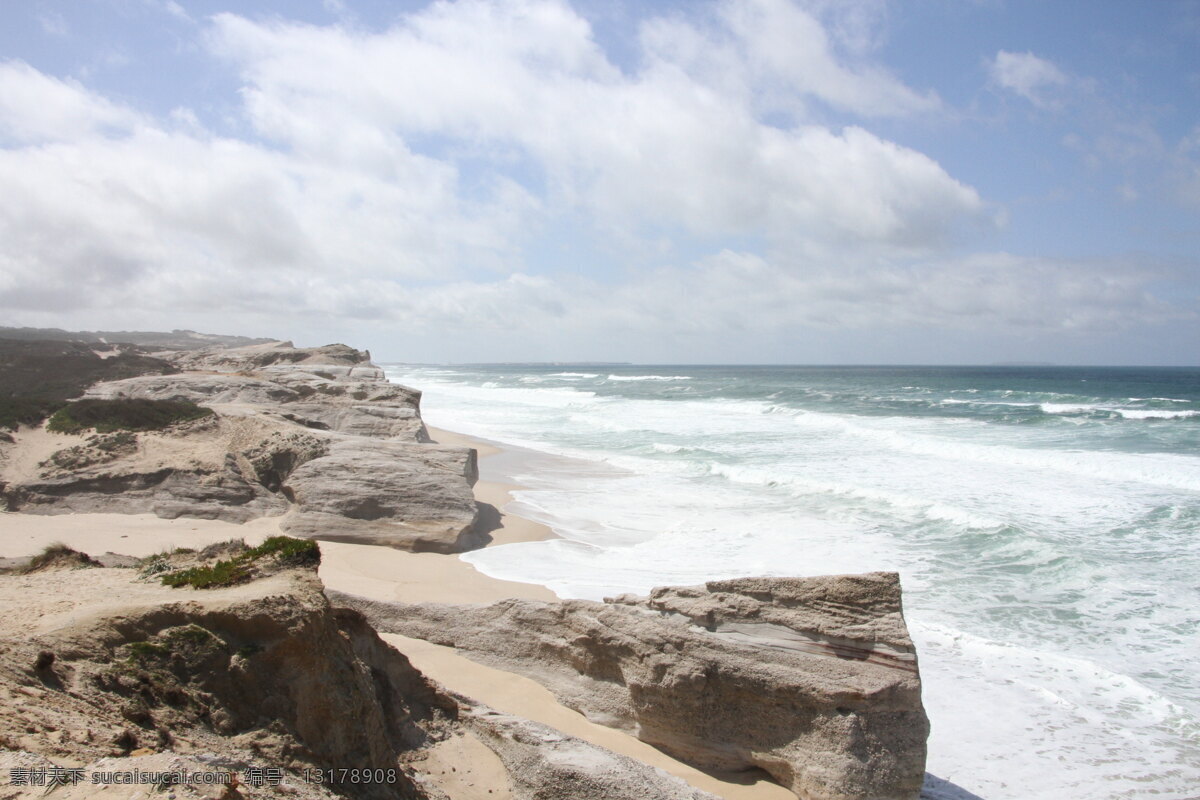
[0,334,930,800]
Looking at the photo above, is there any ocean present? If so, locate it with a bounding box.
[382,363,1200,800]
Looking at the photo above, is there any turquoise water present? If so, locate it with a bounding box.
[384,364,1200,800]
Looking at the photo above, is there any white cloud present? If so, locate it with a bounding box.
[157,0,193,23]
[718,0,939,117]
[2,1,1183,361]
[989,50,1069,108]
[598,250,1182,336]
[0,58,538,321]
[0,62,143,144]
[208,0,976,253]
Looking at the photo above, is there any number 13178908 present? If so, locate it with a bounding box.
[302,768,399,786]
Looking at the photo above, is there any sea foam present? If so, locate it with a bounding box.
[384,363,1200,800]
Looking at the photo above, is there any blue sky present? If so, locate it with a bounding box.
[1,0,1197,364]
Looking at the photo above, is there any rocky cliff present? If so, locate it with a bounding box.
[0,544,722,800]
[0,335,933,800]
[0,342,482,553]
[333,573,929,800]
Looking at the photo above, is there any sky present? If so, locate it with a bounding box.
[0,0,1198,364]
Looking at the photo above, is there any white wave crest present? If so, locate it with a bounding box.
[1116,409,1200,420]
[607,374,693,381]
[1040,402,1106,415]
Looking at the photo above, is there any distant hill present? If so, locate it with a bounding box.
[0,327,277,350]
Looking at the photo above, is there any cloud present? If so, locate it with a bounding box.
[1,1,1184,361]
[0,56,538,322]
[600,250,1184,335]
[207,0,978,254]
[0,61,143,144]
[154,0,193,23]
[718,0,940,117]
[989,50,1069,108]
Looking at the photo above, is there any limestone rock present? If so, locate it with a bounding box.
[1,415,320,522]
[334,573,930,800]
[282,440,483,553]
[4,453,286,522]
[85,373,302,405]
[168,342,373,373]
[85,371,429,442]
[460,707,721,800]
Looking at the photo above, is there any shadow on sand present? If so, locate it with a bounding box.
[468,501,503,546]
[922,773,988,800]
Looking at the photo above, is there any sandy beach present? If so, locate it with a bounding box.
[0,424,797,800]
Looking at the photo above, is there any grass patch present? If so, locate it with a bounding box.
[160,560,251,589]
[43,431,139,471]
[128,641,170,660]
[24,543,100,572]
[159,535,319,589]
[0,397,62,431]
[0,338,176,430]
[166,625,215,645]
[47,398,212,435]
[245,535,320,565]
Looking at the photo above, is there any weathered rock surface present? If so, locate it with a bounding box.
[0,340,490,550]
[282,440,482,553]
[83,371,429,441]
[1,415,320,523]
[456,707,721,800]
[168,342,374,373]
[0,547,730,800]
[0,553,452,799]
[334,573,930,800]
[85,373,303,406]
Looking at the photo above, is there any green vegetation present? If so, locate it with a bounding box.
[125,626,220,667]
[0,338,176,430]
[0,397,61,431]
[128,640,170,660]
[47,398,212,434]
[166,625,215,645]
[24,543,100,572]
[246,535,321,564]
[28,543,76,568]
[160,535,320,589]
[160,559,251,589]
[44,431,139,470]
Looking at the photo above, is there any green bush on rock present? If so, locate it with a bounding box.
[47,398,213,434]
[159,536,320,589]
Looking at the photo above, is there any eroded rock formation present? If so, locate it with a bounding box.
[0,550,448,799]
[0,547,727,800]
[334,573,930,800]
[0,341,487,552]
[281,440,481,553]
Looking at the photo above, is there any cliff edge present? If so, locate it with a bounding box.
[0,341,485,554]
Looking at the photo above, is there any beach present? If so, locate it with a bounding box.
[0,424,798,800]
[384,363,1200,800]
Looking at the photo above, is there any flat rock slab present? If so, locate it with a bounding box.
[282,439,482,553]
